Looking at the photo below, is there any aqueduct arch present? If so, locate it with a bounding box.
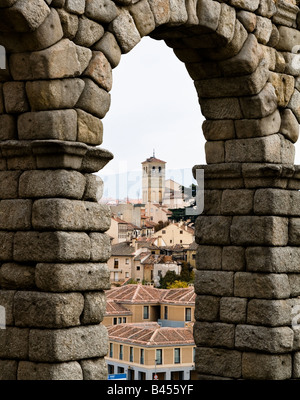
[0,0,300,380]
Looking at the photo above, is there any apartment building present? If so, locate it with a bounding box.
[103,284,196,380]
[106,323,196,380]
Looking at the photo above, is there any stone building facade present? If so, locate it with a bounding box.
[0,0,300,380]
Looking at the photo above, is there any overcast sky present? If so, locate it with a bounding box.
[98,36,300,200]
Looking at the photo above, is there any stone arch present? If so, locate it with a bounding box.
[0,0,300,380]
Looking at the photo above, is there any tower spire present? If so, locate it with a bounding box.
[153,149,155,158]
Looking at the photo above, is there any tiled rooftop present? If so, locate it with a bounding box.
[107,323,194,346]
[105,284,195,306]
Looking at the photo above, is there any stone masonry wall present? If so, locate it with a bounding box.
[0,0,300,379]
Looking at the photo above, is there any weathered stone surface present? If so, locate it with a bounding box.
[194,295,219,321]
[0,327,29,359]
[85,0,119,24]
[93,32,121,68]
[29,324,108,362]
[14,231,91,262]
[194,321,235,348]
[35,263,110,292]
[229,0,259,12]
[236,10,257,32]
[202,119,235,140]
[254,188,300,216]
[74,17,104,47]
[0,199,32,230]
[0,263,35,290]
[221,189,253,215]
[257,0,277,18]
[0,115,16,140]
[32,199,111,232]
[276,26,300,51]
[280,108,299,143]
[195,347,242,379]
[26,78,85,111]
[83,174,104,202]
[234,109,281,138]
[0,360,17,380]
[0,289,14,326]
[195,270,234,296]
[19,170,86,199]
[287,89,300,123]
[18,110,78,141]
[239,83,278,119]
[90,232,111,262]
[84,51,112,92]
[128,0,156,36]
[75,78,111,119]
[17,361,83,380]
[77,109,103,145]
[196,0,221,32]
[231,216,288,246]
[242,353,292,380]
[234,272,290,299]
[0,171,20,199]
[235,325,294,353]
[108,9,141,54]
[199,97,242,120]
[3,82,29,114]
[81,291,106,324]
[148,0,170,26]
[247,299,292,326]
[253,15,273,44]
[268,72,294,107]
[222,246,245,271]
[56,8,79,39]
[169,0,188,25]
[65,0,85,14]
[220,297,247,323]
[195,216,231,245]
[289,218,300,245]
[246,246,300,273]
[14,292,84,328]
[0,232,14,261]
[205,141,224,163]
[0,0,50,32]
[196,245,222,270]
[80,357,107,380]
[10,39,91,80]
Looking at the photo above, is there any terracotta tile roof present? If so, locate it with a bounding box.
[188,241,198,251]
[142,157,166,164]
[111,242,135,256]
[105,300,133,316]
[106,284,164,304]
[160,287,196,305]
[112,216,128,224]
[107,323,194,346]
[105,284,195,306]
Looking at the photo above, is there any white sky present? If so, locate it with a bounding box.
[98,36,300,200]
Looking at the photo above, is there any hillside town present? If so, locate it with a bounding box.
[102,154,198,380]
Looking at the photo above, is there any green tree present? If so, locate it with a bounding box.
[159,270,180,289]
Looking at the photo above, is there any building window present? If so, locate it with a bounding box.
[162,230,166,234]
[123,317,126,323]
[170,240,172,244]
[125,272,129,278]
[119,345,123,360]
[126,258,129,264]
[164,306,168,320]
[143,306,149,320]
[192,254,196,260]
[114,258,119,268]
[140,349,144,364]
[180,230,183,234]
[109,343,113,358]
[130,347,134,362]
[118,317,122,324]
[113,318,117,325]
[180,240,182,244]
[137,266,140,271]
[174,348,181,364]
[156,349,162,365]
[185,308,192,322]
